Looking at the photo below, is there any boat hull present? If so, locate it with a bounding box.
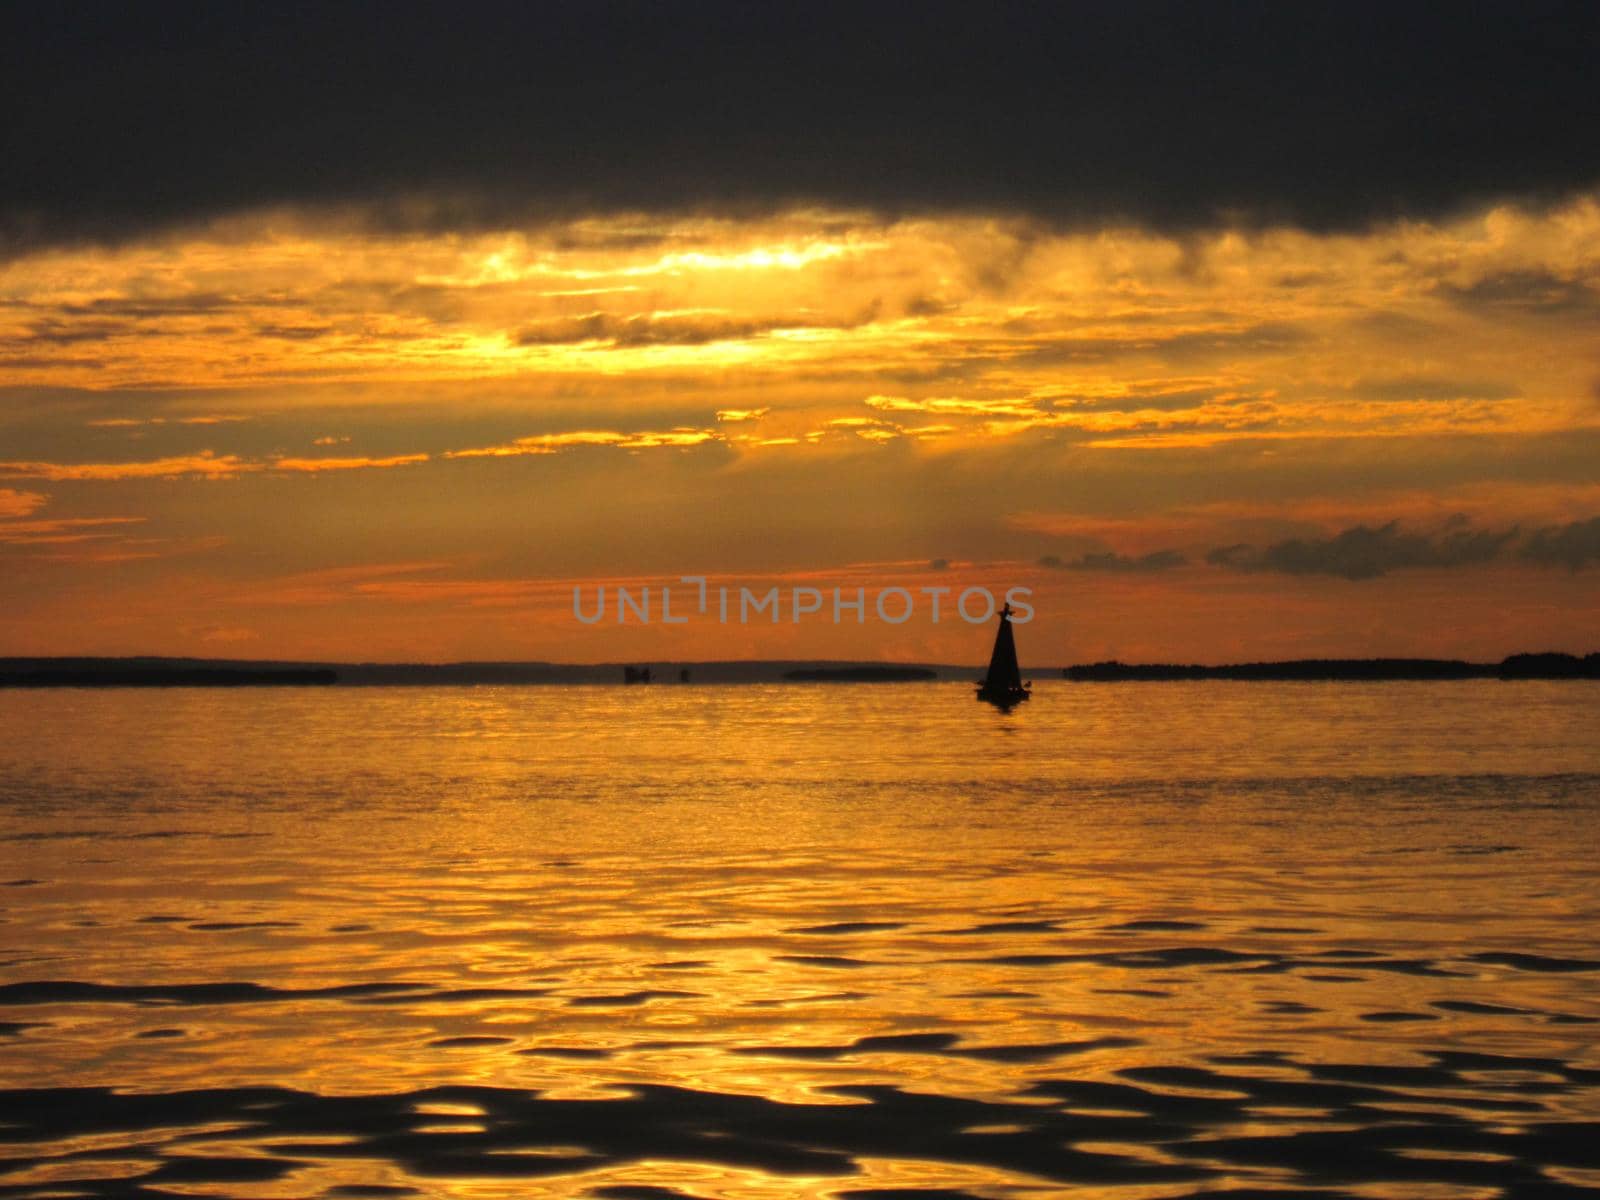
[975,684,1031,709]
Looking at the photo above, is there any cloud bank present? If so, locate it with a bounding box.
[1195,518,1600,580]
[3,2,1598,251]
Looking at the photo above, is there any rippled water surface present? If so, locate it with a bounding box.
[2,681,1599,1198]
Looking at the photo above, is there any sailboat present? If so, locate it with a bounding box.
[976,602,1031,708]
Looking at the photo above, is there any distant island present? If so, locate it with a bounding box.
[1062,652,1600,682]
[1,652,1597,688]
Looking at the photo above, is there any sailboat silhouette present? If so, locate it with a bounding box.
[976,602,1031,708]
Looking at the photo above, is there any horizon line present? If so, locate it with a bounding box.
[3,651,1598,670]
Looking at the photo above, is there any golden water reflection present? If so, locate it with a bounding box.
[1,682,1598,1197]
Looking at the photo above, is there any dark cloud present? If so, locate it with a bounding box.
[903,295,956,318]
[0,356,104,371]
[1438,270,1600,316]
[1043,388,1273,414]
[1206,544,1261,570]
[16,319,133,346]
[1273,271,1333,289]
[1039,550,1187,572]
[3,1,1598,252]
[256,324,334,341]
[515,310,872,348]
[1348,311,1443,341]
[1004,322,1313,370]
[1520,516,1600,570]
[1349,377,1520,403]
[56,294,261,318]
[1207,520,1518,580]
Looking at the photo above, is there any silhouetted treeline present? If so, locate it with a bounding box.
[784,667,938,682]
[0,657,959,687]
[1062,653,1600,682]
[0,664,336,687]
[5,653,1595,689]
[1498,652,1600,678]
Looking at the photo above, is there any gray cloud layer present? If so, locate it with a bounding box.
[1206,521,1519,580]
[1050,517,1600,581]
[4,1,1598,252]
[1520,516,1600,570]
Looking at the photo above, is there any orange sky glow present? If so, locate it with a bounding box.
[3,201,1598,663]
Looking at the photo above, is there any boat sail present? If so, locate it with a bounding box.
[976,602,1031,707]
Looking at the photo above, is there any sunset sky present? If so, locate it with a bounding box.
[3,2,1597,664]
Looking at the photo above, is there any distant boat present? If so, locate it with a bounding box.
[976,602,1031,708]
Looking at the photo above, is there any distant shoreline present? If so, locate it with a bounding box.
[0,664,339,688]
[2,652,1598,687]
[783,666,938,683]
[1062,652,1600,682]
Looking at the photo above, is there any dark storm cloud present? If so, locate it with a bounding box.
[1520,516,1600,570]
[1207,520,1519,580]
[1039,550,1187,572]
[3,0,1598,252]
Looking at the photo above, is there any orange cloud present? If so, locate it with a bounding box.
[271,453,429,472]
[0,488,48,518]
[0,452,432,480]
[865,394,1038,418]
[446,428,721,458]
[86,416,251,428]
[0,453,251,480]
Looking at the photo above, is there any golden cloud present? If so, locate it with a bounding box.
[0,452,433,480]
[445,428,721,458]
[0,453,252,480]
[271,453,430,472]
[3,199,1595,462]
[0,488,48,518]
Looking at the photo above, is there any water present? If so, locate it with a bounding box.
[2,681,1598,1199]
